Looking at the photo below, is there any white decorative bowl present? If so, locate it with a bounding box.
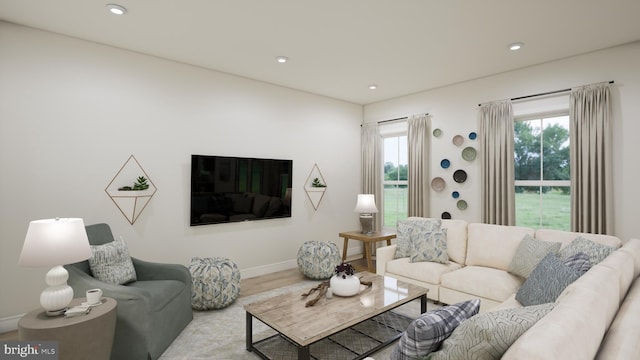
[330,275,361,297]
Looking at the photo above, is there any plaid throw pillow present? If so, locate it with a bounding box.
[391,299,481,360]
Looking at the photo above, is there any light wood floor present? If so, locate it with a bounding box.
[0,268,308,341]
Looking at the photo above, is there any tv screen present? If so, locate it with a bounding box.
[190,155,293,226]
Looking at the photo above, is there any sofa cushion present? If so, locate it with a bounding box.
[440,266,523,303]
[516,253,582,306]
[429,302,555,360]
[466,223,534,270]
[597,276,640,359]
[504,266,620,359]
[535,228,622,249]
[386,257,463,285]
[440,219,468,264]
[410,229,449,264]
[89,237,137,285]
[619,238,640,278]
[507,234,561,278]
[391,299,480,360]
[563,252,592,274]
[559,236,618,265]
[395,218,441,259]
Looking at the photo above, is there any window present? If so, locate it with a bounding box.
[514,114,571,230]
[382,134,408,228]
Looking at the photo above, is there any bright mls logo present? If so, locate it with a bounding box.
[1,342,58,359]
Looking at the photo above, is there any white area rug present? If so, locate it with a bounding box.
[160,280,433,359]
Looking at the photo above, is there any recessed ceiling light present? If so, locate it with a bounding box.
[275,56,288,64]
[508,42,524,51]
[368,84,378,90]
[106,4,127,15]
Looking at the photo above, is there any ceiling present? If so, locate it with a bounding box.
[1,0,639,105]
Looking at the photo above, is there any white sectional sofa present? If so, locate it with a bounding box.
[376,218,640,359]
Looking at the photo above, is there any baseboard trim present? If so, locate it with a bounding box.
[0,314,23,334]
[240,247,364,280]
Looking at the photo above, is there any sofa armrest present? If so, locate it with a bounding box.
[376,244,397,275]
[132,257,191,284]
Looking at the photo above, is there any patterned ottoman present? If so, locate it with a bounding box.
[297,241,342,279]
[189,257,241,310]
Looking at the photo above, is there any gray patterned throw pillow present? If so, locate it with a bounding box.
[410,229,449,264]
[515,253,581,306]
[89,237,137,285]
[559,236,617,265]
[428,303,555,360]
[394,218,442,259]
[507,234,561,278]
[391,299,480,360]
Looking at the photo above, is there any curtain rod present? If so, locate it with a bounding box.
[360,114,429,127]
[378,113,429,124]
[477,80,614,107]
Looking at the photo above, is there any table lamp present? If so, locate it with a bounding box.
[354,194,378,234]
[18,218,92,316]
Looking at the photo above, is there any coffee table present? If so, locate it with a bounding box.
[245,272,427,360]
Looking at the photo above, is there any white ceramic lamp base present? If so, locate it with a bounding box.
[40,265,74,316]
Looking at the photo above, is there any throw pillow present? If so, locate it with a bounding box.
[391,299,480,360]
[89,237,137,285]
[563,251,592,274]
[427,302,555,360]
[558,236,618,265]
[507,234,561,278]
[394,218,442,259]
[515,253,581,306]
[410,229,449,264]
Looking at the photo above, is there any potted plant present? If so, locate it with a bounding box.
[329,262,361,296]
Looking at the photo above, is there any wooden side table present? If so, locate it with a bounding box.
[339,230,396,273]
[19,297,117,360]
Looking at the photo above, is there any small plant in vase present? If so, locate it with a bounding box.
[330,262,360,296]
[311,177,326,188]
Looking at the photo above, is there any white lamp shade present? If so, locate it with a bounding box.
[354,194,378,213]
[19,218,92,267]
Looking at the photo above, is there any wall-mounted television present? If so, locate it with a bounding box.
[190,155,293,226]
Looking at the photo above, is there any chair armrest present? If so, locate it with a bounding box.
[376,244,397,275]
[131,257,191,284]
[65,266,152,306]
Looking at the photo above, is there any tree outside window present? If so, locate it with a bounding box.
[383,135,408,228]
[514,114,571,230]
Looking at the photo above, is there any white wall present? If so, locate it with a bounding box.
[365,41,640,242]
[0,22,363,319]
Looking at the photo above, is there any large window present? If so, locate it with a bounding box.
[514,114,571,230]
[383,135,408,227]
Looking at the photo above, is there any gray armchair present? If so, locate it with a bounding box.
[65,223,192,360]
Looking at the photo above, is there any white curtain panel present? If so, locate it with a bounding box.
[479,101,516,225]
[407,114,431,217]
[570,84,613,234]
[361,122,382,231]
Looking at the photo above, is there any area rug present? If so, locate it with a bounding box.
[159,280,432,359]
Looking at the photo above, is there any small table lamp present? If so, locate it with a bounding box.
[354,194,378,234]
[18,218,92,316]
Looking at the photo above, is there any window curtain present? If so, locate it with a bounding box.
[570,84,612,234]
[407,114,431,217]
[361,122,382,231]
[479,101,516,225]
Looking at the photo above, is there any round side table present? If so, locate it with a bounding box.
[18,297,117,360]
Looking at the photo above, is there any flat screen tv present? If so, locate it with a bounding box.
[190,155,293,226]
